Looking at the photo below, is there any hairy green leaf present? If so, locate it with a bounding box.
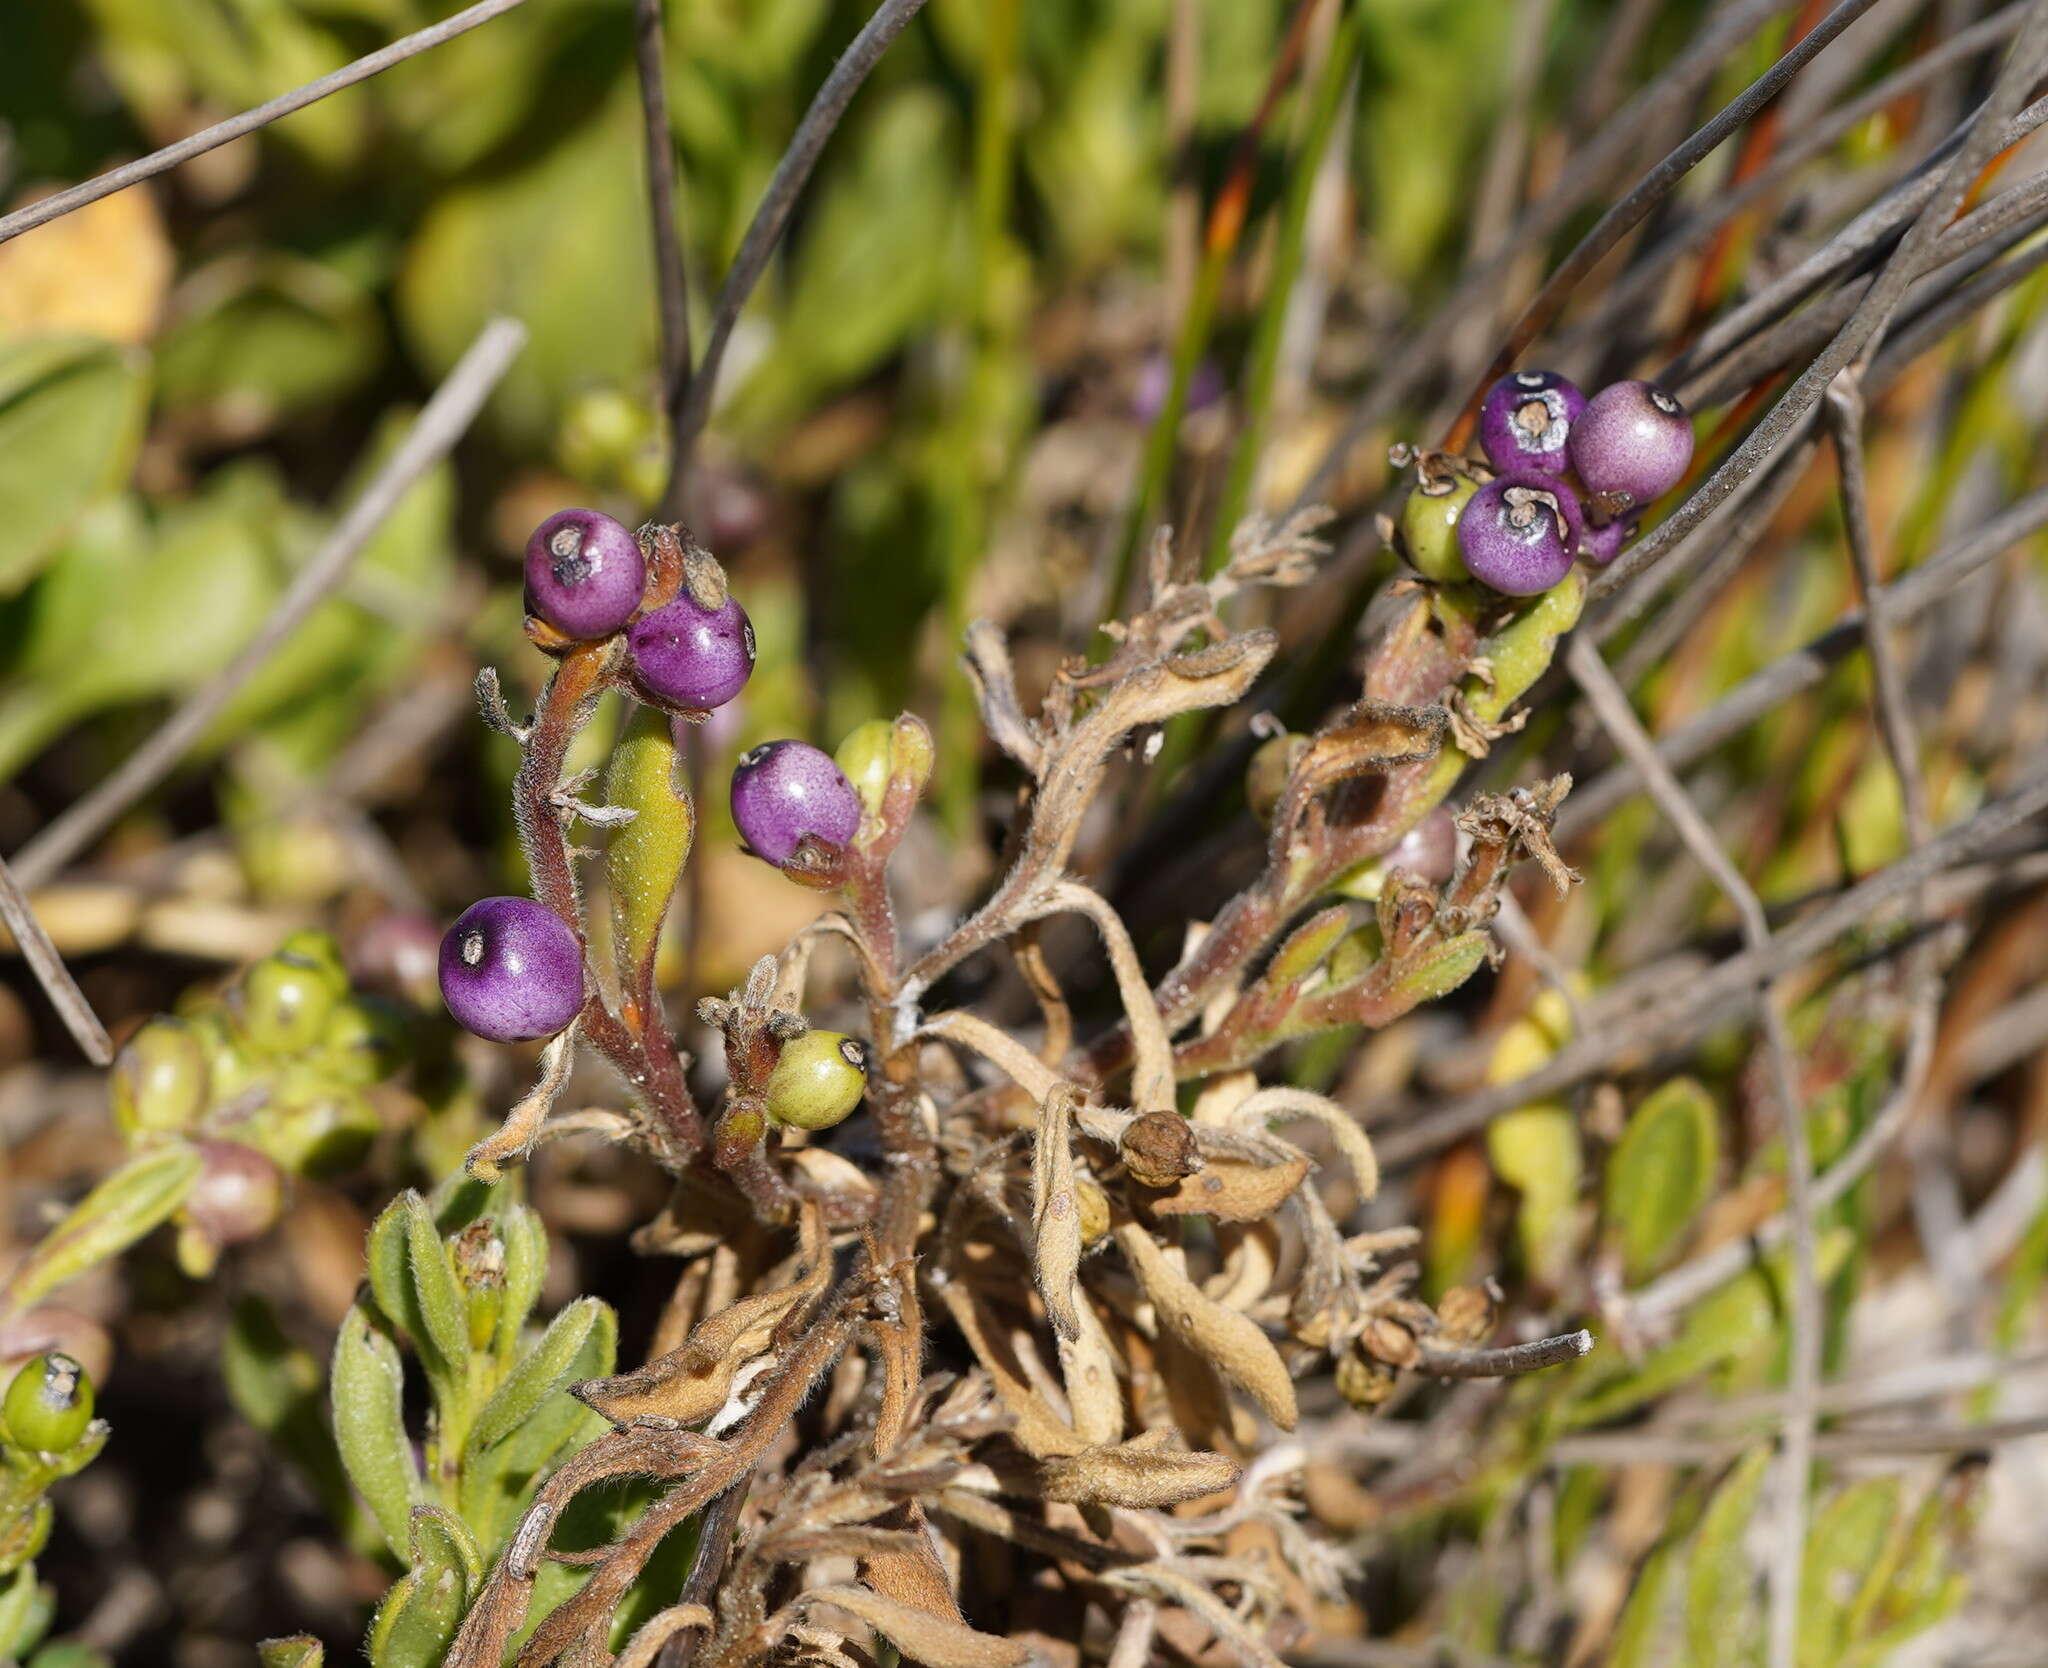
[1607,1077,1721,1280]
[0,1141,201,1313]
[331,1305,421,1561]
[1685,1447,1771,1668]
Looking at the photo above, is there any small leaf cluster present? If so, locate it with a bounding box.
[0,1353,109,1668]
[331,1180,616,1668]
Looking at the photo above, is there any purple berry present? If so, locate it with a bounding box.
[627,591,756,711]
[1387,807,1457,886]
[1456,473,1583,596]
[731,740,861,866]
[1569,380,1694,509]
[438,897,584,1043]
[1478,369,1586,477]
[1581,514,1639,567]
[525,509,646,639]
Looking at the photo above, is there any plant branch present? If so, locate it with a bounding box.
[0,0,531,248]
[9,316,527,890]
[631,0,695,521]
[668,0,932,478]
[0,854,113,1065]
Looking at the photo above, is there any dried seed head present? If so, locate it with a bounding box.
[1362,1316,1420,1369]
[1334,1345,1399,1411]
[1121,1110,1200,1188]
[1434,1283,1496,1346]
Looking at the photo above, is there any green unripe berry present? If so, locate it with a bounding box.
[257,1073,381,1175]
[835,720,895,825]
[1399,472,1480,584]
[278,929,349,994]
[109,1018,210,1135]
[1245,733,1309,825]
[236,953,340,1056]
[321,997,408,1087]
[834,715,935,835]
[2,1353,94,1453]
[765,1030,869,1131]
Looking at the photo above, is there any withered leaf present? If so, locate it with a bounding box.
[1116,1225,1298,1430]
[936,1278,1087,1458]
[805,1586,1030,1668]
[1031,1084,1085,1340]
[1285,699,1446,812]
[1235,1086,1380,1201]
[576,1205,828,1428]
[1055,1290,1125,1446]
[1037,1441,1240,1508]
[1147,1152,1311,1223]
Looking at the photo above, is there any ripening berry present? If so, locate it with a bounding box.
[438,897,585,1043]
[1399,471,1481,584]
[184,1141,285,1253]
[627,590,756,712]
[2,1353,94,1453]
[1386,806,1458,886]
[1581,514,1638,566]
[731,741,862,866]
[321,996,408,1087]
[1568,380,1694,509]
[109,1017,210,1135]
[765,1030,868,1130]
[1457,474,1582,596]
[525,509,647,639]
[1478,369,1586,477]
[236,951,341,1055]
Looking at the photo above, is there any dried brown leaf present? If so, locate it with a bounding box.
[1234,1086,1379,1201]
[1116,1225,1298,1430]
[804,1586,1030,1668]
[1146,1152,1311,1223]
[1037,1442,1240,1508]
[1031,1084,1085,1340]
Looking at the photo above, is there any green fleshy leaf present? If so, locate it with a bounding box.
[495,1204,551,1362]
[465,1297,612,1459]
[256,1638,324,1668]
[1392,931,1490,1006]
[331,1305,421,1562]
[1606,1078,1721,1280]
[462,1304,614,1555]
[1264,905,1352,991]
[1609,1538,1677,1668]
[0,335,151,595]
[1800,1479,1902,1668]
[605,702,695,982]
[1685,1447,1772,1668]
[366,1506,476,1668]
[0,1141,201,1312]
[0,1564,45,1661]
[1487,1105,1583,1287]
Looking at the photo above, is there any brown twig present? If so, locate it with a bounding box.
[631,0,695,522]
[1562,632,1820,1668]
[669,0,933,479]
[8,317,526,892]
[1416,1329,1593,1380]
[0,0,531,249]
[0,854,113,1066]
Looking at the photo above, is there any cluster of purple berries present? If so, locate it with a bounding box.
[1401,372,1694,597]
[440,513,871,1047]
[525,507,755,709]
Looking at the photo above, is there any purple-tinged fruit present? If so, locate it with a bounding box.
[525,509,647,640]
[1387,806,1458,886]
[1456,474,1582,596]
[1581,514,1639,566]
[628,591,756,712]
[438,897,584,1043]
[1478,370,1585,477]
[731,741,862,866]
[1568,380,1693,508]
[184,1141,285,1253]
